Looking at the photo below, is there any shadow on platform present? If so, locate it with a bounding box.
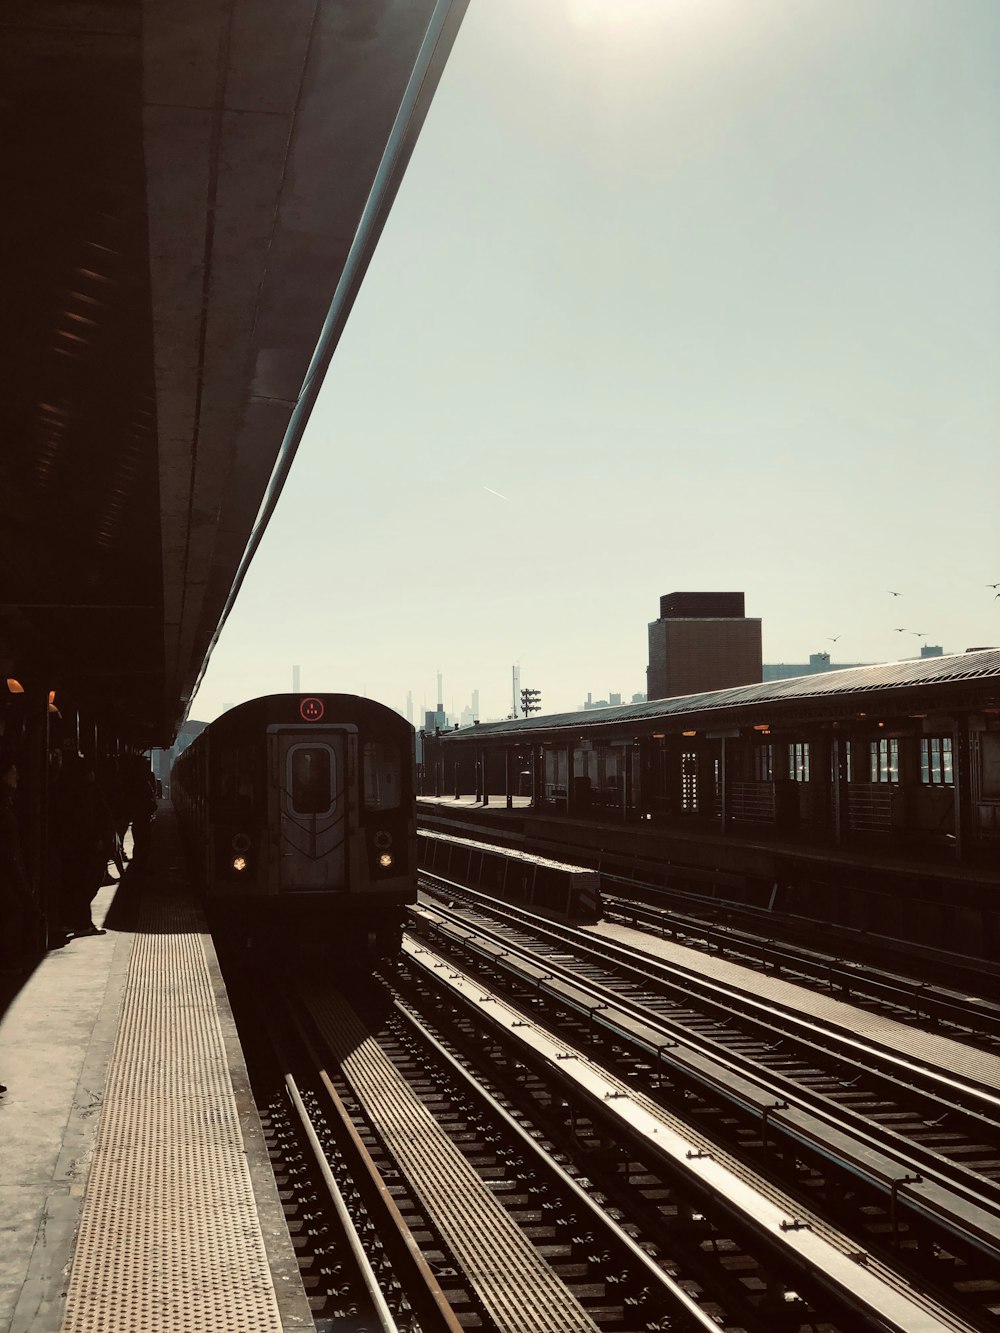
[100,805,203,935]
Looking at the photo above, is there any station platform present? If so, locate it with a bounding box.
[0,808,312,1333]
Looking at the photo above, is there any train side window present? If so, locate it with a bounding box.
[363,741,400,810]
[289,745,334,814]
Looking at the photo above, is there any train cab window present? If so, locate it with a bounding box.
[363,741,400,811]
[289,746,334,814]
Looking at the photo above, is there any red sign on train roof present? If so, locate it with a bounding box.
[299,697,324,722]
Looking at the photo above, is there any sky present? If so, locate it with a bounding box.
[190,0,1000,726]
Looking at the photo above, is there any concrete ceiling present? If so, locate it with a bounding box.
[0,0,468,746]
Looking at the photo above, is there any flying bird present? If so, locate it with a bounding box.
[893,627,908,633]
[888,590,902,597]
[987,583,1000,589]
[483,487,509,501]
[827,635,842,642]
[910,630,925,636]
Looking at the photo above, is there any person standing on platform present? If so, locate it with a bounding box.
[125,756,157,868]
[56,752,114,937]
[100,757,127,880]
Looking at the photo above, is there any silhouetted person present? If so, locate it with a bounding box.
[100,757,128,878]
[56,753,114,936]
[125,757,157,868]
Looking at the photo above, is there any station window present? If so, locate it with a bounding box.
[753,743,773,782]
[920,736,953,785]
[869,737,899,784]
[289,745,334,815]
[788,741,810,782]
[545,748,568,801]
[681,751,699,811]
[363,741,401,810]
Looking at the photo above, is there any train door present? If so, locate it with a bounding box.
[267,727,355,892]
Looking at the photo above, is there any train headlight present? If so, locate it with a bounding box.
[232,856,248,872]
[374,829,392,849]
[378,852,393,869]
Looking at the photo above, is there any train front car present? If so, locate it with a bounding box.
[173,694,415,958]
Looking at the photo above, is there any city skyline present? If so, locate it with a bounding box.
[189,0,1000,728]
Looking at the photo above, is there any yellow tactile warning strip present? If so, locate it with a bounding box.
[61,931,283,1333]
[306,987,602,1333]
[589,921,1000,1095]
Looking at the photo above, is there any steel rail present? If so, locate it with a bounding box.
[403,935,979,1333]
[419,870,1000,1115]
[283,992,467,1333]
[412,885,1000,1264]
[284,1073,400,1333]
[385,989,724,1332]
[601,891,1000,1041]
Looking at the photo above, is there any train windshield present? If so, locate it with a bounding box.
[363,741,400,811]
[289,745,334,815]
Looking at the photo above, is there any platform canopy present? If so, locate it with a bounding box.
[0,0,467,746]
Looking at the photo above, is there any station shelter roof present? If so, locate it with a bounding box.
[435,650,1000,746]
[0,1,467,747]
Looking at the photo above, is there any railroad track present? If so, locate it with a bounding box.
[416,816,1000,1022]
[599,891,1000,1049]
[412,873,1000,1329]
[234,951,729,1330]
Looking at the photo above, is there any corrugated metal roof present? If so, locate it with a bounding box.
[441,649,1000,742]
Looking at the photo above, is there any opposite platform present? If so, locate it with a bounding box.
[0,808,312,1333]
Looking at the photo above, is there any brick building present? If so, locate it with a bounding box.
[647,591,762,700]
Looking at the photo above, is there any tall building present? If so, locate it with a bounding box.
[647,591,762,700]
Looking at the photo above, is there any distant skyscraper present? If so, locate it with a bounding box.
[406,690,413,723]
[647,591,762,699]
[472,689,480,719]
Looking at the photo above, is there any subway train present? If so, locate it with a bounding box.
[172,694,415,956]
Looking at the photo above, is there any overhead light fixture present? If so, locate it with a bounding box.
[6,678,24,694]
[682,730,697,738]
